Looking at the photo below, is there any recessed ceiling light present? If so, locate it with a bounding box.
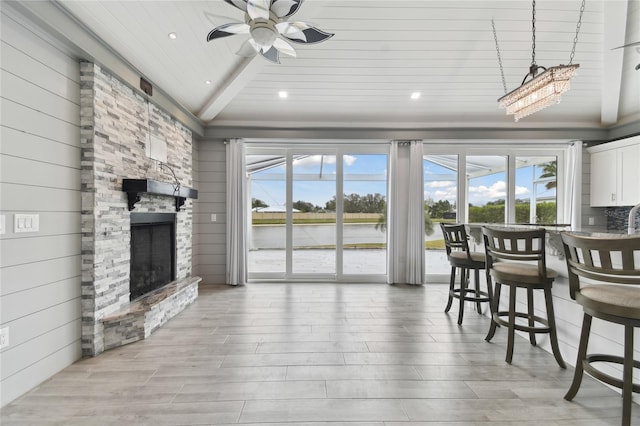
[278,91,288,98]
[205,80,212,85]
[168,32,177,40]
[411,92,421,100]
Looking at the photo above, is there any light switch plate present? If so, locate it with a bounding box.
[14,214,40,233]
[0,327,9,349]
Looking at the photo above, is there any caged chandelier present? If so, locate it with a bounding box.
[494,0,586,121]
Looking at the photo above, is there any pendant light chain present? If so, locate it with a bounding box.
[492,19,508,94]
[531,0,536,66]
[569,0,586,64]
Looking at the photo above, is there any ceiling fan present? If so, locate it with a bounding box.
[612,41,640,71]
[206,0,334,64]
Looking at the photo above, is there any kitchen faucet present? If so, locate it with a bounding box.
[629,203,640,234]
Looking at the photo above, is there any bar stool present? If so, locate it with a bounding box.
[561,231,640,426]
[482,226,565,368]
[440,223,491,325]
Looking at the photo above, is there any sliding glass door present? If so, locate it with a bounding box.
[246,144,388,282]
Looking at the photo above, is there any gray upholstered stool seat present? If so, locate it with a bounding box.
[577,285,640,319]
[449,251,485,264]
[492,262,558,284]
[440,223,492,325]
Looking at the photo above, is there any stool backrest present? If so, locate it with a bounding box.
[482,226,548,277]
[560,232,640,300]
[440,223,472,260]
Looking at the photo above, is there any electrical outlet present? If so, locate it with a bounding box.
[0,214,5,234]
[588,217,595,225]
[211,214,217,222]
[0,327,9,349]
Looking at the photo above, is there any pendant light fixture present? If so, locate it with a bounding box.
[495,0,586,121]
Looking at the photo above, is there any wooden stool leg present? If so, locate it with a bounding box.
[474,268,482,314]
[527,287,536,346]
[485,281,501,342]
[506,285,517,364]
[565,313,592,400]
[457,268,467,325]
[622,325,634,426]
[544,286,566,368]
[486,272,493,316]
[444,266,455,313]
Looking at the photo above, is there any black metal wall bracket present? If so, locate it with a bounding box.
[127,192,142,211]
[123,179,198,211]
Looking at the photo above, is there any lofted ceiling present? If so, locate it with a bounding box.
[41,1,640,131]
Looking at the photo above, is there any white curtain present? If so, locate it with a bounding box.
[405,141,425,284]
[226,139,247,285]
[563,141,582,227]
[387,141,425,285]
[387,142,400,284]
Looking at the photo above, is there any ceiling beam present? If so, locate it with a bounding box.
[601,0,629,126]
[196,56,266,122]
[202,125,611,142]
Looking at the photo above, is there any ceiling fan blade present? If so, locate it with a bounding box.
[247,0,270,21]
[207,23,250,41]
[273,38,296,57]
[236,39,259,57]
[271,0,302,18]
[260,46,280,64]
[611,41,640,50]
[281,24,333,44]
[223,0,248,12]
[275,21,309,42]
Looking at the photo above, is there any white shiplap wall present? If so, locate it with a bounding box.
[192,139,227,285]
[0,9,82,406]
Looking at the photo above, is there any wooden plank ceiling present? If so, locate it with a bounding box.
[56,0,637,130]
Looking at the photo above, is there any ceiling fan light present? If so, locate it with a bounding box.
[251,25,277,49]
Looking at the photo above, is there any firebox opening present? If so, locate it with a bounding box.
[130,212,176,301]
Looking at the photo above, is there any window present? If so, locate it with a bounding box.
[515,156,558,224]
[423,144,566,281]
[467,155,508,224]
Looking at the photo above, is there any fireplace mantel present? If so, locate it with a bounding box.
[123,178,198,211]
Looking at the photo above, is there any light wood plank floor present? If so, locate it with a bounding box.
[2,283,637,425]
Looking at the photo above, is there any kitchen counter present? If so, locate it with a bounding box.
[465,223,639,260]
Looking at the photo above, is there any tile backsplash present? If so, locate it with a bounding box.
[606,206,635,231]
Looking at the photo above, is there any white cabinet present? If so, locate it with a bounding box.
[588,137,640,207]
[590,149,617,206]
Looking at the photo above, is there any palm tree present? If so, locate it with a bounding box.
[375,207,434,236]
[539,161,557,190]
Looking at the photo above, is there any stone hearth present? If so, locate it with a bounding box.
[101,276,200,351]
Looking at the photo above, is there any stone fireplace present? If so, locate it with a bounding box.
[80,61,200,357]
